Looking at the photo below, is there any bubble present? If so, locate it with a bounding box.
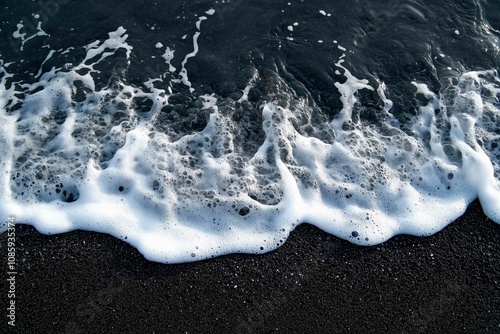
[239,207,250,216]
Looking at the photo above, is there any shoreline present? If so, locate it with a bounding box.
[1,199,499,333]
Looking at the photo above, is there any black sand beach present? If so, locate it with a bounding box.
[1,199,499,334]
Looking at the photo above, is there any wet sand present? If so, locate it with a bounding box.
[1,199,499,333]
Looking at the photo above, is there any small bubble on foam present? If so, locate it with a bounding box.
[239,207,250,216]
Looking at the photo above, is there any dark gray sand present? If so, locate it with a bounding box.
[1,199,499,334]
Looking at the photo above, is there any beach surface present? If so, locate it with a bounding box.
[1,199,499,334]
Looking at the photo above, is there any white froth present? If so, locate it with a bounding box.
[179,32,201,92]
[1,19,499,264]
[12,22,26,41]
[77,27,132,70]
[12,21,49,51]
[34,50,55,78]
[161,47,176,72]
[331,61,373,131]
[376,82,394,114]
[196,16,207,30]
[174,14,213,92]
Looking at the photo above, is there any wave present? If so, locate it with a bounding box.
[1,3,499,263]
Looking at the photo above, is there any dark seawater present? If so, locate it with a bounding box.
[0,0,499,262]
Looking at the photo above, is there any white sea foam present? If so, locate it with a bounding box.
[12,20,49,51]
[1,20,499,263]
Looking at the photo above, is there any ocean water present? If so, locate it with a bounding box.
[0,0,499,263]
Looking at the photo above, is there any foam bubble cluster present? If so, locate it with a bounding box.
[1,12,499,263]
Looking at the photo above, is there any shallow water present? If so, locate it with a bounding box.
[0,0,499,263]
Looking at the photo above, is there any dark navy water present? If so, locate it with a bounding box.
[1,0,499,262]
[2,1,497,96]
